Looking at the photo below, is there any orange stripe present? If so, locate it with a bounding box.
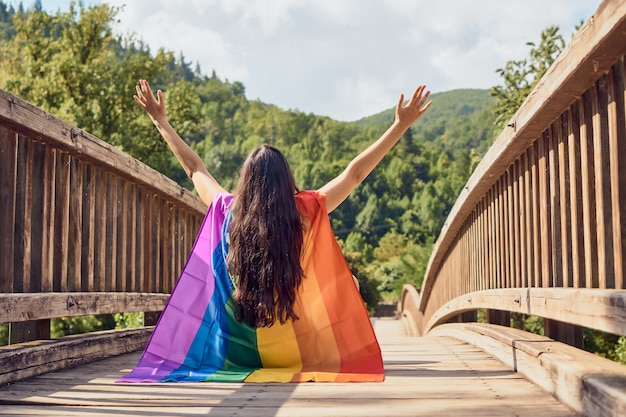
[306,194,384,376]
[272,191,383,382]
[290,223,342,375]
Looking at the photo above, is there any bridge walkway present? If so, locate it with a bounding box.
[0,318,575,417]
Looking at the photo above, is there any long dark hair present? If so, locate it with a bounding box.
[227,145,304,327]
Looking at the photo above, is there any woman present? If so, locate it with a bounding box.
[119,79,431,383]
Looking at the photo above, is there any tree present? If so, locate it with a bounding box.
[371,231,431,299]
[0,2,178,172]
[490,26,565,127]
[0,324,7,346]
[339,234,380,312]
[4,2,120,127]
[0,1,16,40]
[51,314,116,338]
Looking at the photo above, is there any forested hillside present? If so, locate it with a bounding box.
[0,1,498,306]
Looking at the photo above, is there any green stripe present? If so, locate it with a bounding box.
[214,298,262,380]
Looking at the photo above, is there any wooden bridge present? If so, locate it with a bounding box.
[1,0,626,415]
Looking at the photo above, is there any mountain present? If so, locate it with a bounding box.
[357,89,495,128]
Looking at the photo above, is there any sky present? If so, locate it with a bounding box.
[27,1,599,121]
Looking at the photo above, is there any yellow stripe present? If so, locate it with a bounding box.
[244,368,301,383]
[245,317,303,382]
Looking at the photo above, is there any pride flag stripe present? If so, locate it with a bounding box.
[118,191,384,383]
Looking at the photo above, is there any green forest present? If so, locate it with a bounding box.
[0,1,623,364]
[0,1,500,304]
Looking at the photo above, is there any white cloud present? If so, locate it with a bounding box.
[309,0,363,26]
[336,75,399,120]
[40,0,599,121]
[217,0,300,35]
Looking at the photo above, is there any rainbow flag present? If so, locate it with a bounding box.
[118,191,384,383]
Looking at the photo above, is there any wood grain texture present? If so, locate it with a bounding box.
[431,322,626,417]
[422,288,626,337]
[0,83,206,343]
[420,0,626,308]
[0,293,169,323]
[0,320,576,417]
[0,91,205,214]
[0,127,16,294]
[0,328,152,386]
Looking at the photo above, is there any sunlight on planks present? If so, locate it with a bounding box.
[0,318,575,417]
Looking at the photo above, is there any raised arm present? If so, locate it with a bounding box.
[133,79,225,206]
[318,85,432,213]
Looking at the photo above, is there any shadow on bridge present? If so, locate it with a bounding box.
[0,320,576,416]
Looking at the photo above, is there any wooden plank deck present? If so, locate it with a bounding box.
[0,319,576,416]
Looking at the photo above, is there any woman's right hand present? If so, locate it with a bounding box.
[394,85,431,129]
[134,79,166,123]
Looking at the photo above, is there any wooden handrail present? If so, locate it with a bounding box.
[0,87,206,345]
[0,91,205,213]
[422,288,626,336]
[406,0,626,345]
[0,293,170,323]
[397,284,421,336]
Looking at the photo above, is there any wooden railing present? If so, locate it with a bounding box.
[397,2,626,413]
[400,0,626,344]
[0,86,206,383]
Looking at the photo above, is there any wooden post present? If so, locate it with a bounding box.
[143,312,161,327]
[447,311,477,324]
[486,309,510,327]
[461,311,477,323]
[9,320,50,345]
[544,318,583,348]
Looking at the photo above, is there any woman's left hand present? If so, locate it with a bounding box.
[394,85,432,128]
